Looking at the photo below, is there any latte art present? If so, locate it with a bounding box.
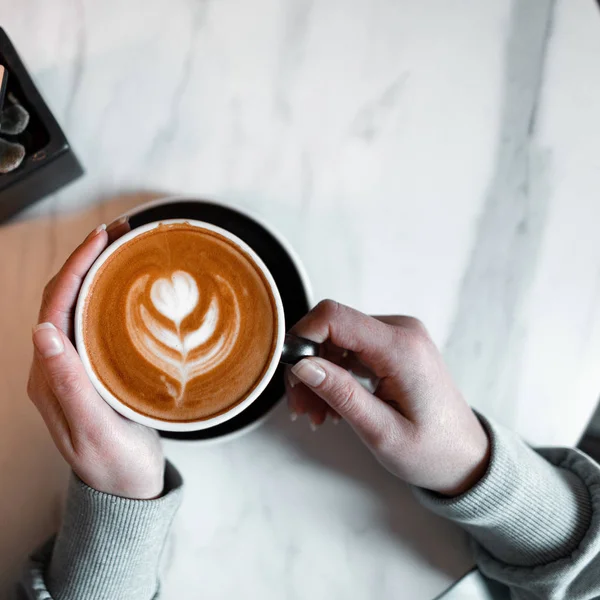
[81,223,279,423]
[126,270,241,403]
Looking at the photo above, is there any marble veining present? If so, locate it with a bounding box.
[62,0,86,130]
[444,0,557,426]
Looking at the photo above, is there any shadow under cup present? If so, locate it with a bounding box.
[119,199,311,442]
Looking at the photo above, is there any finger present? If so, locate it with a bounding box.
[286,375,329,427]
[286,367,313,416]
[373,315,426,330]
[290,301,398,378]
[291,357,408,442]
[32,322,113,432]
[287,376,342,427]
[106,216,131,244]
[38,225,108,335]
[286,343,351,425]
[286,367,341,427]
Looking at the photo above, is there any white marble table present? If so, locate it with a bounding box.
[2,0,600,598]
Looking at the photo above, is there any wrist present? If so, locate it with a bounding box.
[414,416,594,567]
[435,424,491,497]
[75,461,165,500]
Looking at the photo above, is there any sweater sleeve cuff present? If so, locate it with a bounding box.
[413,414,592,567]
[46,460,183,600]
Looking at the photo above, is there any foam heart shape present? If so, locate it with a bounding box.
[150,271,199,326]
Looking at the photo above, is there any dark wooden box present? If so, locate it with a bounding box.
[0,28,83,222]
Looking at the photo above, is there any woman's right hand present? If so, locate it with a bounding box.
[285,301,490,497]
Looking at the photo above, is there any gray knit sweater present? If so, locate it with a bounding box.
[17,418,600,599]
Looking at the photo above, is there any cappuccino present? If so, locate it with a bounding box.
[81,222,279,422]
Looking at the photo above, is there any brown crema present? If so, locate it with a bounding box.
[82,223,278,422]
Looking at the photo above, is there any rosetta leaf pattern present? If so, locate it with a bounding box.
[125,271,240,404]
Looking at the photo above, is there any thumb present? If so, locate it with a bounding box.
[291,357,407,440]
[32,322,112,426]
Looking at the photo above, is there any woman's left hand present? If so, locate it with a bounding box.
[27,220,165,499]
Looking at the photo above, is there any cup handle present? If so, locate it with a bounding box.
[280,334,380,392]
[280,334,321,365]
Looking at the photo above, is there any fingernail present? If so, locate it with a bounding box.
[33,323,64,358]
[309,420,319,432]
[292,359,326,388]
[332,415,341,425]
[86,223,106,240]
[106,216,128,231]
[290,411,298,422]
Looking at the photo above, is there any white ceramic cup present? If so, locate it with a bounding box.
[74,219,290,432]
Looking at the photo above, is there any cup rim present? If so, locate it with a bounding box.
[121,196,314,443]
[122,195,314,308]
[74,218,286,432]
